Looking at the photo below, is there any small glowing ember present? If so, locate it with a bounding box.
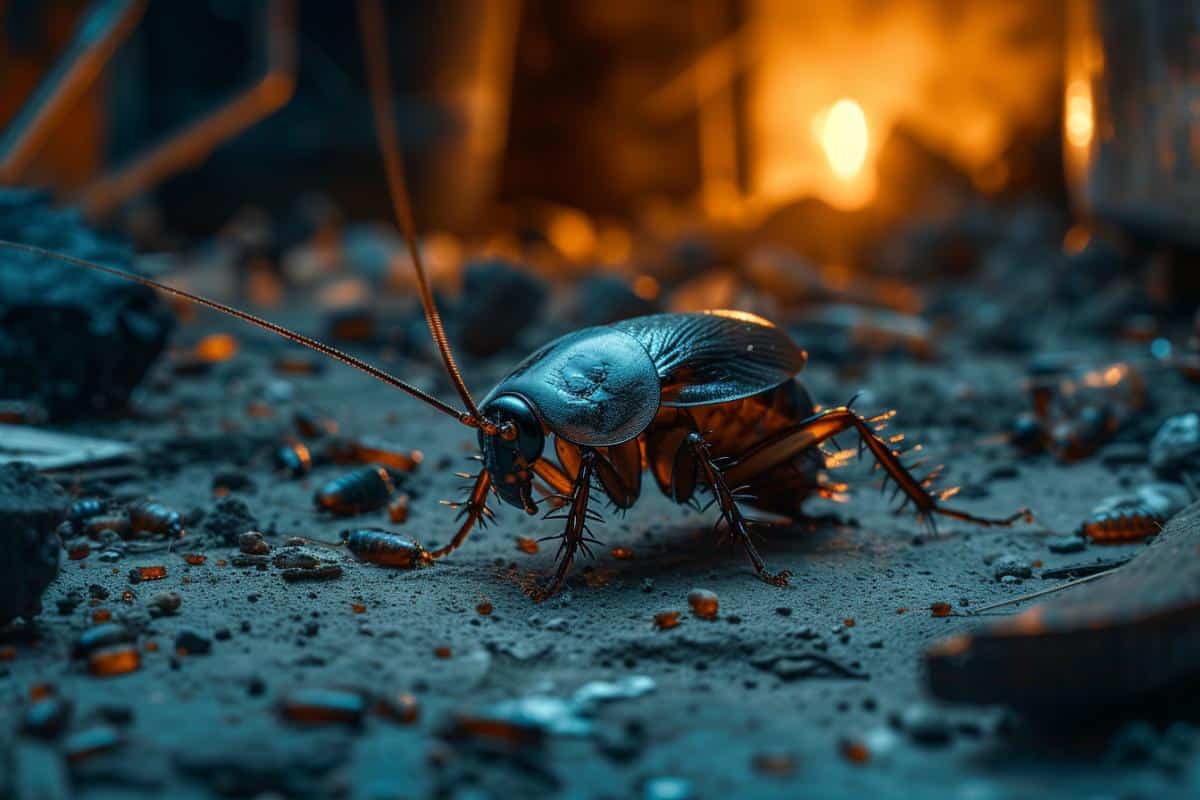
[194,333,239,363]
[516,536,539,554]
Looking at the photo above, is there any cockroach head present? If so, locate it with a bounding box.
[478,394,544,515]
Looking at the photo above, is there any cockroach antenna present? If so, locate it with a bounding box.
[0,239,476,427]
[356,0,502,437]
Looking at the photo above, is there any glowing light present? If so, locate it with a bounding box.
[817,99,870,180]
[1065,79,1094,150]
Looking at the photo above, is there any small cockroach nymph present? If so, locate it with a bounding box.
[0,1,1030,599]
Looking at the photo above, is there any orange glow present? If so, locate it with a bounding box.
[749,1,1059,212]
[194,333,239,363]
[1065,78,1094,150]
[632,275,660,301]
[817,99,869,181]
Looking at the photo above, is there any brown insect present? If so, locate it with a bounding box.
[1078,506,1166,543]
[0,1,1029,598]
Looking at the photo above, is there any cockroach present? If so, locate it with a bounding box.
[343,528,429,568]
[66,498,107,530]
[83,514,132,539]
[1078,505,1166,543]
[127,500,184,537]
[0,1,1028,598]
[274,441,313,477]
[314,466,395,516]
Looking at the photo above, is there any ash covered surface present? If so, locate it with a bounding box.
[3,209,1200,798]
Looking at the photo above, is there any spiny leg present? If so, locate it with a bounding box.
[686,432,792,587]
[431,471,493,559]
[535,449,602,600]
[724,406,1030,528]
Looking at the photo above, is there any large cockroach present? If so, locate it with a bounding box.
[0,1,1028,598]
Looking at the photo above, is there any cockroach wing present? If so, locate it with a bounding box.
[612,310,807,406]
[485,327,661,447]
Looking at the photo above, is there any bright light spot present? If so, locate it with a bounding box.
[817,99,870,181]
[1065,79,1094,150]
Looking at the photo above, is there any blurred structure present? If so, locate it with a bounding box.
[1064,0,1200,248]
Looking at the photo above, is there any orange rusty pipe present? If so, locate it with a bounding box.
[0,0,147,185]
[77,0,297,219]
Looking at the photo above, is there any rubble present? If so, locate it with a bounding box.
[0,190,173,419]
[0,462,66,625]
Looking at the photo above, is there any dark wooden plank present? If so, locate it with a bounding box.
[926,501,1200,708]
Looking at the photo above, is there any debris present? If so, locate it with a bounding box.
[0,462,66,624]
[759,653,869,682]
[1047,535,1087,554]
[516,536,539,554]
[375,692,420,725]
[891,703,952,746]
[203,497,259,545]
[238,530,270,555]
[654,611,680,630]
[471,676,656,739]
[148,592,182,617]
[281,564,343,582]
[930,602,953,617]
[751,752,798,778]
[927,501,1200,709]
[643,776,695,800]
[1149,413,1200,480]
[0,192,173,419]
[687,588,719,620]
[131,565,167,582]
[175,631,212,656]
[22,695,72,739]
[62,725,123,763]
[991,554,1032,581]
[280,688,366,727]
[89,645,141,677]
[1040,558,1131,580]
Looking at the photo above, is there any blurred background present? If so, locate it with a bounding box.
[1,0,1199,423]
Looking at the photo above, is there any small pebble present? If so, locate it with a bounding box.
[687,589,719,620]
[1047,535,1087,554]
[238,531,270,555]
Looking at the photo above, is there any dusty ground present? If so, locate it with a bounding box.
[3,306,1199,799]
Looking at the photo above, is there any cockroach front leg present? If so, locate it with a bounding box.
[535,449,602,600]
[431,471,493,559]
[686,432,792,587]
[724,406,1030,529]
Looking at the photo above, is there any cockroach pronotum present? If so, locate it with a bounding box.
[0,0,1029,599]
[275,441,314,477]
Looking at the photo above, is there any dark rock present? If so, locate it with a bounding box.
[1047,536,1087,554]
[0,190,173,419]
[893,703,953,746]
[0,462,66,624]
[991,554,1032,581]
[175,631,212,656]
[1150,413,1200,480]
[573,274,659,327]
[454,258,546,357]
[203,497,259,545]
[22,697,73,739]
[73,623,135,658]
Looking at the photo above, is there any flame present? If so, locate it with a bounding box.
[817,99,870,181]
[1064,78,1094,150]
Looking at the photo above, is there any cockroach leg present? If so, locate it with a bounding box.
[534,451,599,600]
[533,459,574,496]
[724,407,1030,529]
[430,472,493,560]
[686,433,792,587]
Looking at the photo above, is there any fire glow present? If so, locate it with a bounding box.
[747,0,1060,212]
